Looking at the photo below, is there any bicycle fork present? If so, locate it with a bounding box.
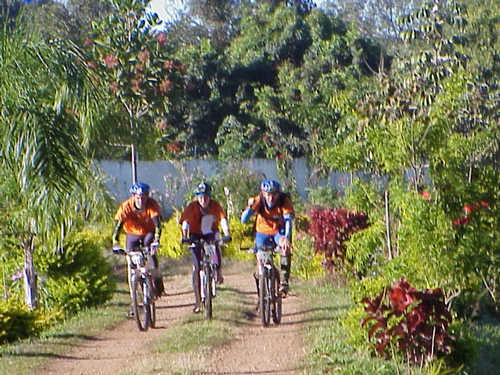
[200,263,216,300]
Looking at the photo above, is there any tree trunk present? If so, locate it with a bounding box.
[23,238,37,310]
[384,189,393,260]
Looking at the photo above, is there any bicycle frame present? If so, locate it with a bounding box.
[188,238,220,319]
[113,246,156,331]
[128,249,153,301]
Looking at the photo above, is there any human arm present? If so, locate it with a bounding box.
[112,221,123,248]
[241,197,257,223]
[181,220,190,239]
[150,215,162,252]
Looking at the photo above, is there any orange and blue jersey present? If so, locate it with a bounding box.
[242,193,294,236]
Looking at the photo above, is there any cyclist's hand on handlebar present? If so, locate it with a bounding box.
[279,237,292,255]
[150,241,159,254]
[221,235,232,243]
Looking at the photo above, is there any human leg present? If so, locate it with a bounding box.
[275,233,291,295]
[144,233,165,297]
[191,244,202,313]
[125,235,144,316]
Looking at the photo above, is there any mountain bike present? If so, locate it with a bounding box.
[183,236,230,320]
[113,246,156,331]
[253,244,282,327]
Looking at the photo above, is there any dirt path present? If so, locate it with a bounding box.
[43,262,306,375]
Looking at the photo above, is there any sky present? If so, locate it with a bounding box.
[148,0,185,24]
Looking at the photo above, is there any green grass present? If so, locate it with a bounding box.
[121,272,252,375]
[460,313,500,375]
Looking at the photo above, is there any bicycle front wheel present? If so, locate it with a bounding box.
[131,277,150,331]
[259,275,271,327]
[203,264,213,320]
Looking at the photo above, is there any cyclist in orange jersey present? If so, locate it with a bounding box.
[113,182,165,316]
[241,180,294,296]
[180,182,231,313]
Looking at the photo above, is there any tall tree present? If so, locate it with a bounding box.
[83,0,186,159]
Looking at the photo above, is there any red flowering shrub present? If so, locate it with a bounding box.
[452,200,490,226]
[308,208,368,269]
[361,278,454,364]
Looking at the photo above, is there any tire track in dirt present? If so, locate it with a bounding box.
[43,262,307,375]
[201,270,306,375]
[43,272,195,375]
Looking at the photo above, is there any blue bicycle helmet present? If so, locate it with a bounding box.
[260,180,281,193]
[129,182,150,195]
[194,181,211,197]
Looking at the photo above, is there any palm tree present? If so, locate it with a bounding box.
[0,19,109,309]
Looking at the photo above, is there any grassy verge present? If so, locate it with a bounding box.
[300,276,500,375]
[300,277,400,375]
[460,313,500,374]
[0,280,130,375]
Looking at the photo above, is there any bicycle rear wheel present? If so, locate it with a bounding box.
[203,264,213,320]
[132,277,150,331]
[272,269,282,324]
[259,275,271,326]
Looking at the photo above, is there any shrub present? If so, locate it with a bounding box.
[361,278,454,364]
[37,232,115,315]
[292,233,324,280]
[222,217,255,261]
[157,209,186,259]
[308,207,369,270]
[0,300,39,344]
[306,185,342,208]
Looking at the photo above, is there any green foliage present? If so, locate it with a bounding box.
[157,209,186,259]
[221,217,255,261]
[208,163,262,218]
[216,116,264,160]
[292,233,324,280]
[36,231,115,315]
[306,185,342,208]
[345,220,386,278]
[0,300,39,344]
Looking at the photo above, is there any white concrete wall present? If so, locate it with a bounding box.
[96,158,352,215]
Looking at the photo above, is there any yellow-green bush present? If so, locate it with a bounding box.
[157,209,187,259]
[292,233,324,280]
[222,217,255,261]
[37,229,115,315]
[0,300,39,344]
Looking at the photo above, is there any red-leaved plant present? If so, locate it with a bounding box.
[308,208,368,270]
[361,278,454,364]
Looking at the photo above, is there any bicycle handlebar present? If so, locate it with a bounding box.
[111,247,150,256]
[181,235,231,246]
